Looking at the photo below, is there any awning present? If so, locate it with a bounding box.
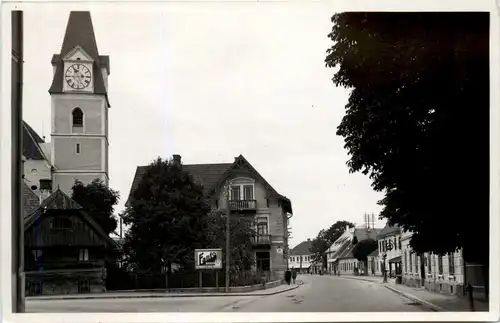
[389,256,402,263]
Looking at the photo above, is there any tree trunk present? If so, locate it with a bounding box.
[419,254,426,286]
[167,260,172,289]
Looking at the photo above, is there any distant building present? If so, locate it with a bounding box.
[367,249,381,276]
[376,223,402,278]
[326,225,382,275]
[129,154,293,280]
[288,239,313,274]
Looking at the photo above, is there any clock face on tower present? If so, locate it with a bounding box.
[65,63,92,90]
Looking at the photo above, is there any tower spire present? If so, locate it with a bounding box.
[59,11,100,59]
[49,11,110,107]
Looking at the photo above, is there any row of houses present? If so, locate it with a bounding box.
[323,222,481,299]
[325,224,381,276]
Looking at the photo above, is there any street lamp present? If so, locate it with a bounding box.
[223,181,230,293]
[382,252,388,283]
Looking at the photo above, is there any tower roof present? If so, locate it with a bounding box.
[60,11,100,59]
[49,11,110,106]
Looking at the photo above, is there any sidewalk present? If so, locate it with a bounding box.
[334,275,489,312]
[386,283,489,312]
[27,282,301,301]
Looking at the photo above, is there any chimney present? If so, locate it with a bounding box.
[173,154,181,165]
[307,238,311,242]
[39,179,52,203]
[345,225,349,231]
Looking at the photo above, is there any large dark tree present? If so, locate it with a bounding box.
[311,220,355,267]
[72,179,120,235]
[325,13,489,267]
[122,157,210,281]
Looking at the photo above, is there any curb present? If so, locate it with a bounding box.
[26,284,300,301]
[330,275,384,284]
[384,285,445,312]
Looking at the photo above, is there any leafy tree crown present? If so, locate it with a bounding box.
[71,179,120,235]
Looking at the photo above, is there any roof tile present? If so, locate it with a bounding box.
[23,121,46,160]
[290,240,312,255]
[376,224,401,239]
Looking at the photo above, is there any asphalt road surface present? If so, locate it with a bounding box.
[26,275,430,312]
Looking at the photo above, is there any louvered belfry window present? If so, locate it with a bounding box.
[72,108,83,127]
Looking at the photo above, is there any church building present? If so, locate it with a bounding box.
[24,10,110,196]
[22,11,115,295]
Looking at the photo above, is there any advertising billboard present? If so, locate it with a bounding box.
[195,249,223,270]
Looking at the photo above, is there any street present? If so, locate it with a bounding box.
[26,275,430,312]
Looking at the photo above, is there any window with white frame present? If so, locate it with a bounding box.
[230,186,241,201]
[256,216,268,236]
[229,178,255,201]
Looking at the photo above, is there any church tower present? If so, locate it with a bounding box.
[48,11,110,194]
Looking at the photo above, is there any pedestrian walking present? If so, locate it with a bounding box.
[291,268,297,284]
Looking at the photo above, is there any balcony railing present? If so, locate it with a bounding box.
[229,199,257,211]
[252,234,271,245]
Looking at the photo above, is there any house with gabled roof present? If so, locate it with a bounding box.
[288,239,313,274]
[128,154,293,280]
[326,224,382,275]
[24,188,116,296]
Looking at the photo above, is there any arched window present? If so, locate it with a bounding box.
[72,108,83,127]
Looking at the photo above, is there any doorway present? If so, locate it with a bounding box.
[256,252,270,272]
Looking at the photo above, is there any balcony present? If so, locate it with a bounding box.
[252,234,271,248]
[229,199,257,212]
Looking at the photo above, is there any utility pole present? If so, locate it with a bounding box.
[225,181,230,292]
[12,10,25,313]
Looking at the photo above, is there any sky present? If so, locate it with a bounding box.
[21,2,387,248]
